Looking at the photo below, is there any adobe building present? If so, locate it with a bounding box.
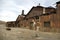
[6,1,60,32]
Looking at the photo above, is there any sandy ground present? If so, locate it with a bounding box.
[0,24,60,40]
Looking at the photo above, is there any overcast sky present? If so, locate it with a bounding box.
[0,0,59,22]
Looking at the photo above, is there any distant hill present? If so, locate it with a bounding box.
[0,20,6,24]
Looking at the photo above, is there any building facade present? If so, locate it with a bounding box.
[6,1,60,32]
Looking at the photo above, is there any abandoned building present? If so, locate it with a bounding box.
[6,1,60,32]
[6,21,16,27]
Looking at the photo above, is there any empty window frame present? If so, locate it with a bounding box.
[44,21,50,27]
[35,16,39,19]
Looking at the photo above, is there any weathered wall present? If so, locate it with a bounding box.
[6,1,60,32]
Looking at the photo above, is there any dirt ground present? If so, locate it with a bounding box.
[0,24,60,40]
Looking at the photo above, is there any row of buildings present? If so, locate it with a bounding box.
[6,1,60,32]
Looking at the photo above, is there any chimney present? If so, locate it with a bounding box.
[56,1,60,14]
[56,1,60,4]
[56,1,60,8]
[21,10,24,15]
[56,1,60,28]
[43,7,45,14]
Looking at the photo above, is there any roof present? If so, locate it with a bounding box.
[24,5,56,19]
[26,6,55,16]
[45,6,55,9]
[24,11,56,20]
[25,6,44,18]
[56,1,60,4]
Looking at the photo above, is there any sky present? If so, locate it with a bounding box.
[0,0,59,22]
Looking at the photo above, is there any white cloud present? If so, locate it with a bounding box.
[0,0,18,21]
[0,10,17,21]
[44,0,60,6]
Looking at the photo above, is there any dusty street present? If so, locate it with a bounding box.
[0,24,60,40]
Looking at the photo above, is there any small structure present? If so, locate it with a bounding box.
[6,21,16,27]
